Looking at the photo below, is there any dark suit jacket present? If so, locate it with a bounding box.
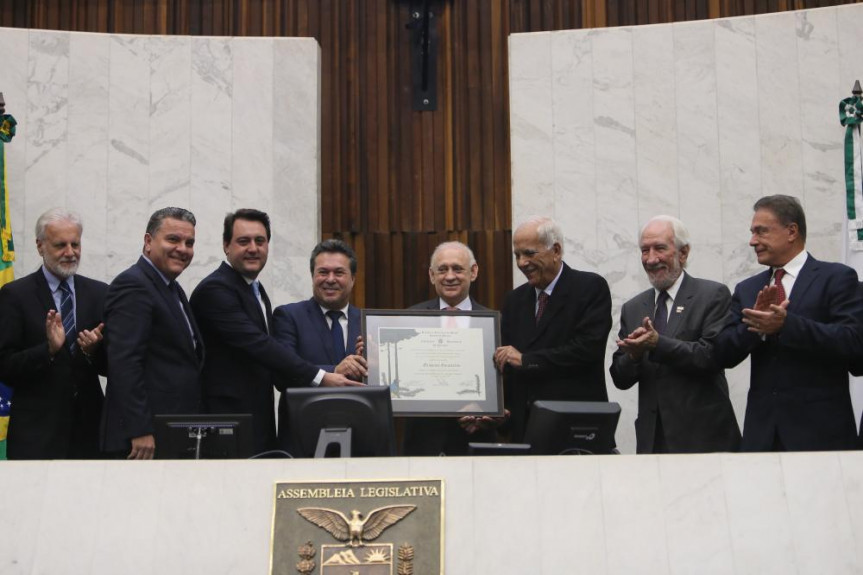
[100,256,205,454]
[610,273,741,453]
[271,298,362,451]
[501,263,612,442]
[401,297,497,455]
[717,254,863,451]
[0,268,107,459]
[190,262,319,454]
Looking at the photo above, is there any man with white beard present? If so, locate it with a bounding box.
[610,215,740,453]
[0,208,107,459]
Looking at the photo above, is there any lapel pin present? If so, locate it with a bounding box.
[675,306,684,313]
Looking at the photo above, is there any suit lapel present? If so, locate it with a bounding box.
[307,299,337,363]
[137,257,199,361]
[223,262,267,333]
[786,254,818,310]
[665,273,693,338]
[31,269,57,314]
[529,264,570,345]
[347,305,362,352]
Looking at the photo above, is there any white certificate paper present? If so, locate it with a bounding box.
[377,326,486,401]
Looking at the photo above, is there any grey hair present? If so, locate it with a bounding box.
[515,215,565,257]
[146,207,196,236]
[430,241,477,269]
[640,215,690,250]
[35,208,83,241]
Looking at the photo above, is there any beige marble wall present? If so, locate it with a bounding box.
[509,4,863,453]
[0,28,321,305]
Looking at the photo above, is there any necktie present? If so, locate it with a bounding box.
[773,268,787,304]
[251,280,268,332]
[536,291,549,325]
[59,280,76,351]
[444,306,458,328]
[654,290,669,334]
[326,310,346,363]
[172,281,198,350]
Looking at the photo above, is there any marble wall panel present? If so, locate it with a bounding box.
[106,35,151,280]
[672,20,723,284]
[797,8,844,262]
[188,36,234,288]
[231,39,274,214]
[659,455,734,574]
[782,452,857,574]
[722,453,797,574]
[471,457,540,573]
[0,27,320,304]
[25,30,70,255]
[600,455,669,574]
[68,33,110,281]
[511,5,862,453]
[509,32,554,285]
[756,12,804,202]
[716,16,763,287]
[537,456,607,574]
[272,39,321,304]
[550,31,598,269]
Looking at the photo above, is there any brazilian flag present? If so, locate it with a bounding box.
[0,111,17,459]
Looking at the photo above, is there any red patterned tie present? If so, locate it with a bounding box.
[536,291,549,325]
[773,268,787,304]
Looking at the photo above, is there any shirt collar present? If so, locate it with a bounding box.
[654,270,686,303]
[438,296,472,311]
[41,265,74,293]
[142,255,172,286]
[535,262,565,299]
[319,303,350,317]
[775,250,808,279]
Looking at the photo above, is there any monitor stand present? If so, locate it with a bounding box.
[314,427,352,458]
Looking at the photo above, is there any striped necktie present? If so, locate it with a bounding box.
[59,280,76,351]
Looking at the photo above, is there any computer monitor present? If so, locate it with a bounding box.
[283,386,396,458]
[153,414,255,459]
[524,400,621,455]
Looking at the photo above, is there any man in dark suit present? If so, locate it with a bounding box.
[272,239,366,452]
[717,195,863,451]
[101,207,205,459]
[494,216,612,442]
[403,241,498,455]
[0,208,106,459]
[190,210,354,455]
[610,216,740,453]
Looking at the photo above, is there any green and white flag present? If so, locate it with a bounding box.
[840,95,863,250]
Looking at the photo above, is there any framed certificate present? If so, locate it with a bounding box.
[361,309,504,417]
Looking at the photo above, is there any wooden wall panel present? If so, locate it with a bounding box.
[1,0,860,309]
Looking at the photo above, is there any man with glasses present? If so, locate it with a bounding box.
[717,195,863,451]
[494,216,612,442]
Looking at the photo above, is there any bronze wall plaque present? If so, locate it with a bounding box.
[271,479,444,575]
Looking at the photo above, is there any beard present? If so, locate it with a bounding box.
[645,262,682,291]
[48,259,79,279]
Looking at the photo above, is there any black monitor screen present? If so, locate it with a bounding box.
[284,386,395,458]
[524,400,621,455]
[153,414,254,460]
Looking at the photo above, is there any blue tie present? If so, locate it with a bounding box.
[59,280,76,351]
[251,280,261,300]
[326,310,346,363]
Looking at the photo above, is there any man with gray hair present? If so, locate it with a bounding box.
[0,208,107,459]
[101,207,204,459]
[610,215,740,453]
[403,240,498,455]
[494,216,612,442]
